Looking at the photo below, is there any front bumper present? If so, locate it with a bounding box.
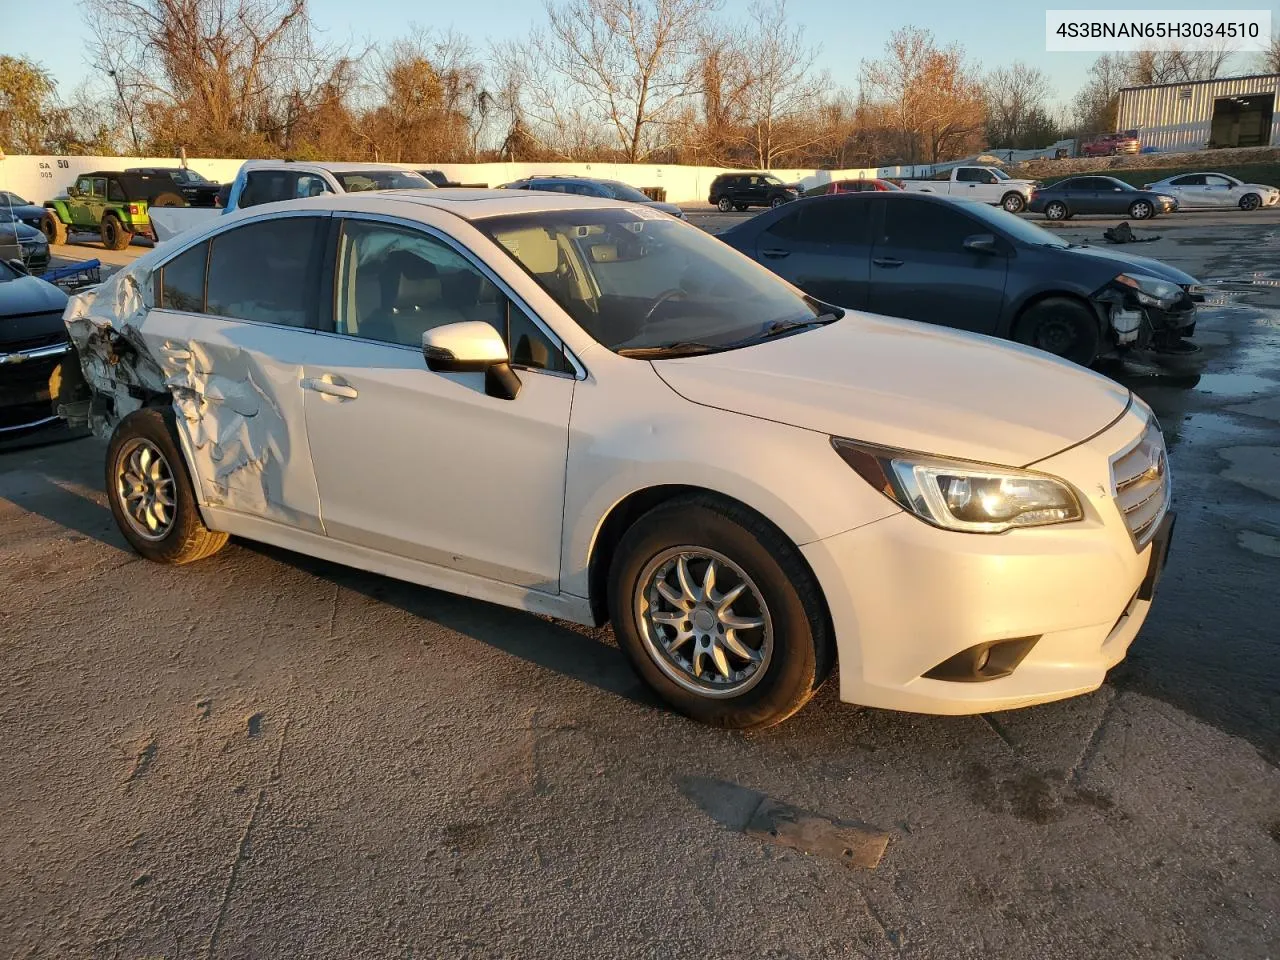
[0,341,71,435]
[804,403,1170,715]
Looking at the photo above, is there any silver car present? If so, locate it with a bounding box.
[1143,172,1280,211]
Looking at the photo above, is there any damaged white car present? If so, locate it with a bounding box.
[63,190,1174,728]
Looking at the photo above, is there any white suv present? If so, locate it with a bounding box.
[65,189,1174,729]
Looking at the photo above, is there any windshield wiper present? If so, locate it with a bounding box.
[616,341,723,359]
[731,311,842,347]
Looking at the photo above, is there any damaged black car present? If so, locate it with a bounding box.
[720,192,1204,367]
[0,258,71,439]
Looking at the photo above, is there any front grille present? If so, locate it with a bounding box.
[1111,418,1170,548]
[1,328,66,353]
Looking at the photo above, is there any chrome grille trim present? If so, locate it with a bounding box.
[1110,417,1170,550]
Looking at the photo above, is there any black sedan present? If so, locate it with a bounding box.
[0,258,71,438]
[0,191,50,231]
[0,213,51,273]
[719,192,1202,366]
[1028,176,1178,221]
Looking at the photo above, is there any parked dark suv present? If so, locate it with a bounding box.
[719,192,1203,366]
[126,167,222,207]
[708,173,799,212]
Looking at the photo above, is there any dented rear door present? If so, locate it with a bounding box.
[143,213,330,531]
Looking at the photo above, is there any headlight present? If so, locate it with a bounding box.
[832,439,1083,533]
[1116,272,1180,308]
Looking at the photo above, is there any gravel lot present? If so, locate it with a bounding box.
[4,209,1278,959]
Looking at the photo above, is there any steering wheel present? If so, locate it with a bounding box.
[643,288,686,322]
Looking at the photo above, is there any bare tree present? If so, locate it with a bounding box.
[1260,32,1280,74]
[861,28,985,164]
[738,0,830,168]
[523,0,712,162]
[1130,44,1234,84]
[82,0,349,154]
[984,62,1053,148]
[1072,53,1129,136]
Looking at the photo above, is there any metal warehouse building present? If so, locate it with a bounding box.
[1116,74,1279,152]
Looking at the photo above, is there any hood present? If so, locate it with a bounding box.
[1244,182,1279,193]
[651,313,1131,467]
[649,201,686,218]
[0,275,70,344]
[1062,244,1199,285]
[0,220,45,242]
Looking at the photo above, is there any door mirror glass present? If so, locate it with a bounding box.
[422,321,521,400]
[962,233,998,254]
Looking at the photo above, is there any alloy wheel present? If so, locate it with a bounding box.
[1046,202,1067,220]
[115,438,178,541]
[634,547,773,698]
[1241,194,1260,211]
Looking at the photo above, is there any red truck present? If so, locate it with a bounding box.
[1081,130,1141,157]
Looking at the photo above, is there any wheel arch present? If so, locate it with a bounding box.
[1009,288,1106,341]
[585,484,833,640]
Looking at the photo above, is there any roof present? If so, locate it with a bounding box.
[1117,72,1280,95]
[237,160,426,173]
[269,188,639,221]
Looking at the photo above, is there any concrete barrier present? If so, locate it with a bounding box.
[0,154,916,207]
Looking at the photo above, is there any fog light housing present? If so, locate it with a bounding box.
[923,636,1040,682]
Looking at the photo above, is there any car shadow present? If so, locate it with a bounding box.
[240,540,658,709]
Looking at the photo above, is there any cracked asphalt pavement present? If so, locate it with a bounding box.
[2,213,1278,958]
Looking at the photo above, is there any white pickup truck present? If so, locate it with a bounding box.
[901,165,1038,213]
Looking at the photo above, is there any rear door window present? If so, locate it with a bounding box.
[878,199,977,253]
[1171,175,1206,186]
[765,200,870,245]
[206,217,325,326]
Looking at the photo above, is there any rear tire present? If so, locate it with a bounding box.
[1013,297,1102,366]
[1129,200,1154,220]
[1239,193,1261,211]
[1044,201,1068,221]
[733,203,748,212]
[105,407,228,564]
[41,211,67,246]
[1001,192,1026,213]
[608,494,833,729]
[716,196,733,212]
[100,214,132,250]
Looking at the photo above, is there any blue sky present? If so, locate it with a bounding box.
[3,0,1270,113]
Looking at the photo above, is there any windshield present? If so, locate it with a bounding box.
[336,170,434,192]
[1103,178,1136,191]
[600,181,654,203]
[959,201,1069,248]
[1,191,31,206]
[477,208,827,354]
[990,168,1010,181]
[176,169,211,184]
[762,174,784,186]
[0,259,18,281]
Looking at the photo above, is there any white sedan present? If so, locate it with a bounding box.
[1143,172,1280,211]
[64,190,1174,728]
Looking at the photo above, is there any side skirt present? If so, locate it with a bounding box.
[202,506,596,627]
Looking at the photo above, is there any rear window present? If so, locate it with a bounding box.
[159,240,209,312]
[335,170,433,192]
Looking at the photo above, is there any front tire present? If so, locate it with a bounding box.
[100,214,132,250]
[1001,192,1026,213]
[1240,193,1261,211]
[1013,297,1102,366]
[716,196,733,212]
[1044,201,1068,221]
[1129,200,1154,220]
[608,495,833,729]
[106,407,228,564]
[41,211,68,246]
[770,196,786,208]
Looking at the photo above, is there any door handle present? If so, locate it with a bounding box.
[872,257,904,268]
[301,376,358,400]
[760,248,791,259]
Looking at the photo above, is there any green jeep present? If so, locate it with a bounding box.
[42,171,185,251]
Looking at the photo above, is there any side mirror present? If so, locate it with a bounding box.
[6,258,30,275]
[963,234,998,255]
[422,321,521,400]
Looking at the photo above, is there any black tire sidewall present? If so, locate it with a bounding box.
[608,499,825,729]
[1130,201,1153,220]
[1003,192,1025,212]
[41,212,65,245]
[1241,194,1260,211]
[1015,297,1101,365]
[717,197,733,212]
[1046,202,1067,220]
[106,407,209,562]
